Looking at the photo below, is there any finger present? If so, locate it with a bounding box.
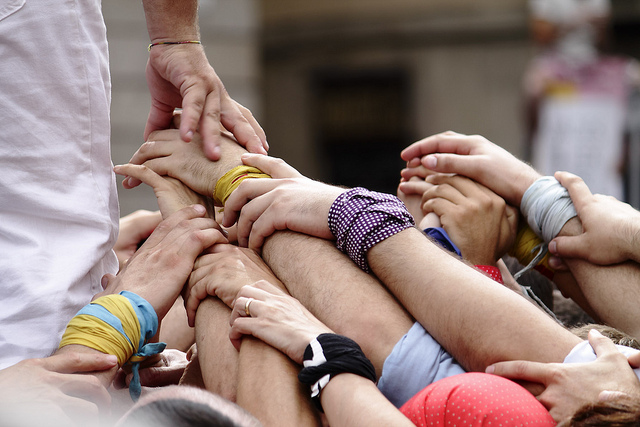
[233,100,268,151]
[588,328,620,358]
[554,171,593,213]
[195,91,223,160]
[426,174,479,198]
[246,211,280,251]
[129,136,178,166]
[240,153,301,178]
[178,78,209,144]
[136,366,185,388]
[43,352,118,374]
[101,274,116,290]
[548,236,589,260]
[422,198,458,223]
[628,352,640,368]
[113,164,169,195]
[485,360,553,385]
[222,179,282,228]
[220,97,267,156]
[185,277,211,327]
[144,101,175,143]
[56,374,113,409]
[547,254,567,271]
[397,179,434,197]
[400,131,468,161]
[143,205,208,248]
[422,183,465,207]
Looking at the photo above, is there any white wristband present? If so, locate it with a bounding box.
[521,176,577,243]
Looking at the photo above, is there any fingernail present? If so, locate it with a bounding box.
[424,155,437,169]
[548,240,557,254]
[101,275,109,289]
[264,140,270,151]
[185,130,194,141]
[590,328,604,337]
[106,354,118,365]
[485,365,495,374]
[193,204,206,214]
[548,256,562,270]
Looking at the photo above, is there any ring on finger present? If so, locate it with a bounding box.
[244,298,254,317]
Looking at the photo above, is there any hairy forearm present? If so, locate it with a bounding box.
[262,231,414,377]
[237,337,319,427]
[559,218,640,340]
[142,0,200,42]
[367,228,581,372]
[194,297,239,400]
[321,374,413,427]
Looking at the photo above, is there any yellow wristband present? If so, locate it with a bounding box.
[213,165,271,206]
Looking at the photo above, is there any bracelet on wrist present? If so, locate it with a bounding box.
[148,40,201,51]
[298,333,377,412]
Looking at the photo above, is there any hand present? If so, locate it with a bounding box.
[123,129,223,197]
[229,281,333,364]
[144,44,267,161]
[114,161,214,219]
[223,154,346,250]
[99,205,227,321]
[421,174,519,266]
[115,349,189,389]
[184,244,281,326]
[549,171,640,265]
[400,131,541,207]
[397,166,442,228]
[486,329,640,422]
[0,352,116,424]
[113,210,162,271]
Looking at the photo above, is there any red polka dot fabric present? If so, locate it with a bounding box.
[474,265,504,285]
[400,372,555,426]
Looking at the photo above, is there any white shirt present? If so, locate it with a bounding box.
[0,0,119,368]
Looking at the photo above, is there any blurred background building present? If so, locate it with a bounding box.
[105,0,640,215]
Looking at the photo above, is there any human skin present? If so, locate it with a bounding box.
[140,0,267,160]
[419,174,519,266]
[550,171,640,265]
[487,329,640,422]
[190,251,320,426]
[0,351,117,426]
[400,131,640,340]
[228,281,413,427]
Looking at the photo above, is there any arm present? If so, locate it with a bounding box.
[228,282,413,427]
[140,0,267,160]
[487,329,640,422]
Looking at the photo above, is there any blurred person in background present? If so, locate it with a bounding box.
[524,0,640,201]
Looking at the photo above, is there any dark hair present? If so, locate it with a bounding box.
[569,324,640,350]
[124,398,244,427]
[564,396,640,426]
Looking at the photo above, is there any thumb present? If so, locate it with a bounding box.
[549,236,586,260]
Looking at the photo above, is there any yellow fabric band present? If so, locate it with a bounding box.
[509,224,554,273]
[213,165,271,206]
[59,295,141,367]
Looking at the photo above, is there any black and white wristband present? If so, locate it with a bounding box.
[298,333,377,412]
